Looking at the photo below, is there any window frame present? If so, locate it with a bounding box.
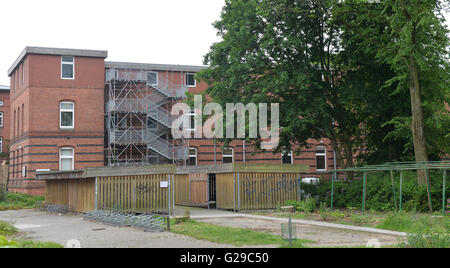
[0,112,3,127]
[59,147,74,171]
[60,101,75,129]
[222,147,234,164]
[0,137,2,153]
[147,71,158,86]
[185,73,196,87]
[61,56,75,80]
[315,146,327,172]
[281,150,293,164]
[187,148,198,166]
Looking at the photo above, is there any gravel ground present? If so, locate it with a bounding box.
[0,210,249,248]
[0,209,404,248]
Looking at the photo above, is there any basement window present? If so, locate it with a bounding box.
[185,73,196,87]
[59,147,74,171]
[60,102,74,129]
[222,147,234,164]
[61,56,74,79]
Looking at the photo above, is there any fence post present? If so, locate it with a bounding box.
[390,170,398,211]
[233,173,236,212]
[443,170,447,216]
[425,169,433,213]
[237,172,241,212]
[168,174,171,216]
[399,171,403,212]
[362,172,367,215]
[331,172,335,211]
[172,174,175,215]
[95,177,98,211]
[297,174,302,201]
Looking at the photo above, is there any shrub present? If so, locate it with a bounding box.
[399,232,450,248]
[0,221,18,236]
[284,198,317,213]
[302,170,449,212]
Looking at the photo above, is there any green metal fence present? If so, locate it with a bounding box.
[328,161,449,216]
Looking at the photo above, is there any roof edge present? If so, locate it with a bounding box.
[8,47,108,76]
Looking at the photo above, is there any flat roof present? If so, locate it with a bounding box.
[8,46,108,76]
[105,61,208,73]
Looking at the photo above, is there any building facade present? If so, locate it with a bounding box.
[0,85,10,163]
[7,47,336,195]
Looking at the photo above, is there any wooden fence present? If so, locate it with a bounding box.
[45,178,95,213]
[97,174,173,214]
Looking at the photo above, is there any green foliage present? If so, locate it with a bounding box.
[0,193,45,211]
[284,198,317,213]
[399,232,450,248]
[0,221,18,236]
[303,171,449,212]
[0,235,20,248]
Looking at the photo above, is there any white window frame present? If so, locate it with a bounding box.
[147,71,158,86]
[185,73,196,87]
[281,150,293,164]
[61,56,75,80]
[222,147,234,164]
[188,148,198,166]
[0,137,2,153]
[184,109,196,132]
[60,101,75,129]
[316,146,327,172]
[0,112,3,127]
[59,147,74,171]
[0,100,4,106]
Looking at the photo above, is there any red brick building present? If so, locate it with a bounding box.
[7,47,336,195]
[0,85,10,163]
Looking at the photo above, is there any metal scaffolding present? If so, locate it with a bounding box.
[105,66,190,166]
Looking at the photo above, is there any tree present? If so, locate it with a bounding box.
[198,0,404,176]
[377,0,450,185]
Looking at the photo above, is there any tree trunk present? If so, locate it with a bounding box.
[408,56,428,185]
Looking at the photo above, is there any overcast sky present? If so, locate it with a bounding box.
[0,0,448,86]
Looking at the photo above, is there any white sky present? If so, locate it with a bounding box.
[0,0,448,86]
[0,0,225,85]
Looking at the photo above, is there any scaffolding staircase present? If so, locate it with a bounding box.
[105,68,189,166]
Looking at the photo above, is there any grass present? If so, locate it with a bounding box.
[0,220,63,248]
[170,220,314,247]
[0,193,45,211]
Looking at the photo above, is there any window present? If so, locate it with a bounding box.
[0,100,4,106]
[185,73,196,87]
[0,112,3,127]
[0,137,2,153]
[147,71,158,86]
[187,148,197,166]
[59,147,74,171]
[61,56,74,79]
[183,109,196,131]
[222,147,234,164]
[316,146,327,172]
[148,110,158,130]
[60,102,74,129]
[282,150,293,164]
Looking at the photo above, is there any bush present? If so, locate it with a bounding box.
[399,232,450,248]
[0,221,18,236]
[284,198,317,213]
[302,170,449,212]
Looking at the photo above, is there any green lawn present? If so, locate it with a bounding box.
[170,220,313,247]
